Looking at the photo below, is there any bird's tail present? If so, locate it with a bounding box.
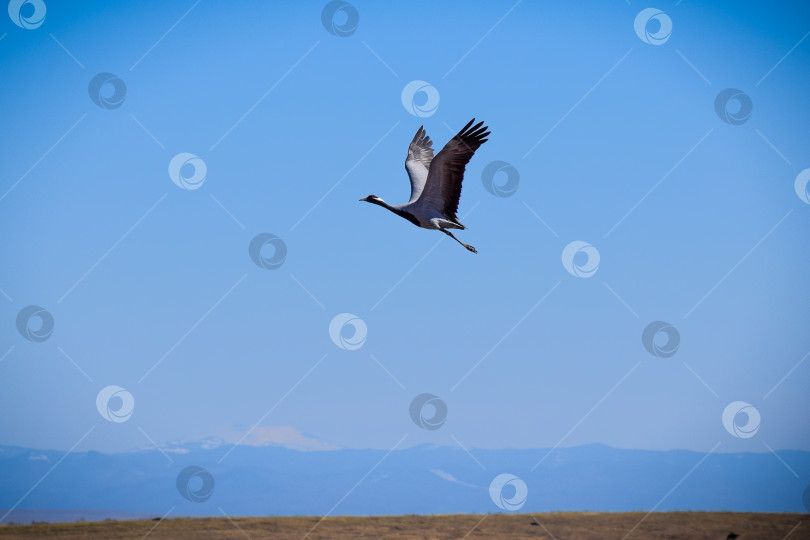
[444,218,465,230]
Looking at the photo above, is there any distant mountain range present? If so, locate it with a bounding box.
[1,441,808,524]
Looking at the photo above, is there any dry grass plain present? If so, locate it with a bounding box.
[0,512,806,539]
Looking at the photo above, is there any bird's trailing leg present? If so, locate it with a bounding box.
[441,228,477,254]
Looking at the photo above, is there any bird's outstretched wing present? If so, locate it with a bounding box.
[417,119,489,221]
[405,126,434,203]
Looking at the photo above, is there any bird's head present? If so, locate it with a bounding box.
[359,194,382,204]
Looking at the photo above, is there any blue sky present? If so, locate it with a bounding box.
[0,0,808,459]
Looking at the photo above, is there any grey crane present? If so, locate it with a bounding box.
[360,119,489,254]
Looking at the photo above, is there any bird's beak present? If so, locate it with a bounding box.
[358,198,365,201]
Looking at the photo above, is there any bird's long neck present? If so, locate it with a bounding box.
[369,198,420,227]
[369,197,398,213]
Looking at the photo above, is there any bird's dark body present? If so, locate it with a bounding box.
[397,209,421,227]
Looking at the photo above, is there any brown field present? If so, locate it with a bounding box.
[0,512,805,539]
